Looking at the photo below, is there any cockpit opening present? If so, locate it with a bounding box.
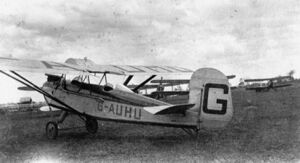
[46,74,61,82]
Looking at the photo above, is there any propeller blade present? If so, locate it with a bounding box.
[18,86,38,91]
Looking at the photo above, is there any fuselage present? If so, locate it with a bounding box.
[42,80,198,128]
[41,67,234,130]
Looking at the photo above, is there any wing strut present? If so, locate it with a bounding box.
[0,70,80,114]
[123,75,133,86]
[132,75,156,93]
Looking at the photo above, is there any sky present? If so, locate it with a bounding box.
[0,0,300,103]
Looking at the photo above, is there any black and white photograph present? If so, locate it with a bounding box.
[0,0,299,162]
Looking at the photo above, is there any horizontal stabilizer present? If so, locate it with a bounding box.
[144,104,195,115]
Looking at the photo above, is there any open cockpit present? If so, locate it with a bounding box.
[44,72,135,97]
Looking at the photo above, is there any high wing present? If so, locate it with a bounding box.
[0,57,193,75]
[0,57,86,75]
[83,65,193,75]
[65,58,193,75]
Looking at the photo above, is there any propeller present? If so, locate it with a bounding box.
[18,86,38,91]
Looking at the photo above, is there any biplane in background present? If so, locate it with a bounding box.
[127,79,189,100]
[127,75,236,100]
[0,57,233,139]
[244,76,293,92]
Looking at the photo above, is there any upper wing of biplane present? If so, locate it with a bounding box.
[0,57,193,75]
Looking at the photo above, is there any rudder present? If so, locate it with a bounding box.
[189,68,233,129]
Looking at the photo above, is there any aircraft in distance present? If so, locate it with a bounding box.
[0,57,233,139]
[135,75,236,99]
[244,76,293,92]
[149,75,236,86]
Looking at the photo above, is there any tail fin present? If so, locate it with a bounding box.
[189,68,233,129]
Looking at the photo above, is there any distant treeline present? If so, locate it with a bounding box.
[0,102,46,113]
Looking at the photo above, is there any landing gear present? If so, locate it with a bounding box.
[45,111,68,140]
[45,109,99,139]
[46,121,58,139]
[85,117,98,134]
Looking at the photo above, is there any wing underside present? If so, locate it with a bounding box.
[0,57,193,75]
[0,57,85,75]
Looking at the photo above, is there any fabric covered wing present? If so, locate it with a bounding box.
[144,104,195,115]
[0,57,193,75]
[66,58,193,75]
[0,57,85,74]
[92,65,193,75]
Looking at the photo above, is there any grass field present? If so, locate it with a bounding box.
[0,85,300,162]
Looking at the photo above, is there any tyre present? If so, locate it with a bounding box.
[85,117,98,134]
[46,121,58,139]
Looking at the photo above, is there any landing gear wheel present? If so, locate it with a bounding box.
[85,118,98,134]
[46,121,58,139]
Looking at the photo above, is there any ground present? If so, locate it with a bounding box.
[0,84,300,162]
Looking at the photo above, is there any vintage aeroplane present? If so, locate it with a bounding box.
[0,57,233,139]
[244,76,293,92]
[132,75,236,100]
